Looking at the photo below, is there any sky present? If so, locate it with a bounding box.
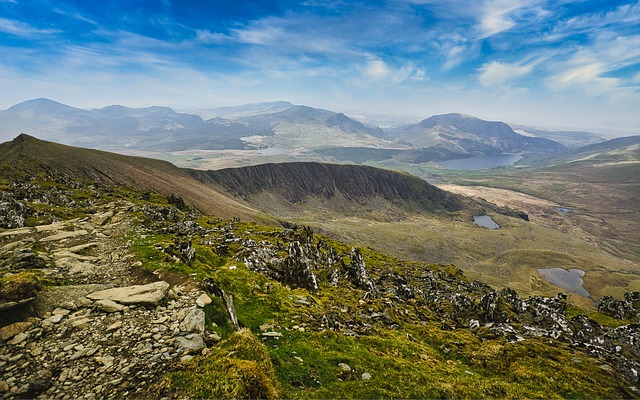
[1,0,639,132]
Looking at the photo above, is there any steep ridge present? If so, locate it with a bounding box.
[0,134,264,221]
[0,135,464,221]
[187,162,462,213]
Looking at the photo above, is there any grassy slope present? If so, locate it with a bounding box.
[0,134,272,223]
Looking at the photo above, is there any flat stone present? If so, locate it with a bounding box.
[0,227,34,237]
[261,331,283,338]
[39,230,89,242]
[48,314,64,324]
[87,281,170,307]
[106,321,122,332]
[95,299,124,313]
[66,317,92,328]
[0,322,33,341]
[34,221,69,232]
[52,308,70,316]
[8,332,28,345]
[195,294,212,308]
[0,297,35,311]
[70,262,98,275]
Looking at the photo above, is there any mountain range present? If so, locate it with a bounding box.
[0,98,608,163]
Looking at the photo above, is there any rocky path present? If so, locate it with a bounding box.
[0,202,216,399]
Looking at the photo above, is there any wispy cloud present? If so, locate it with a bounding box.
[478,60,534,86]
[0,17,60,37]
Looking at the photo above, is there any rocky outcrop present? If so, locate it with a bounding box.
[598,293,640,320]
[87,281,171,307]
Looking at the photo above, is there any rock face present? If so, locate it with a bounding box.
[87,282,171,307]
[189,162,463,212]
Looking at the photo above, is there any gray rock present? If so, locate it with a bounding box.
[39,230,89,242]
[339,363,351,372]
[196,293,212,308]
[176,334,205,351]
[361,372,372,380]
[179,308,205,333]
[87,281,170,307]
[261,331,283,338]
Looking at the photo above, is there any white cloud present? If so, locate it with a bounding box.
[412,68,428,81]
[478,61,534,86]
[478,0,547,38]
[365,58,393,80]
[0,17,60,37]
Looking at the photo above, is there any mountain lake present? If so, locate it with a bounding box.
[537,268,590,297]
[473,215,500,229]
[439,154,523,170]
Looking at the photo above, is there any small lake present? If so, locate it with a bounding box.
[473,215,500,229]
[257,147,285,156]
[555,207,574,213]
[439,154,523,170]
[537,268,590,297]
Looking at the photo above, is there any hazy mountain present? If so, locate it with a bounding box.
[390,113,567,157]
[0,99,391,152]
[510,124,609,150]
[553,135,640,165]
[191,101,295,120]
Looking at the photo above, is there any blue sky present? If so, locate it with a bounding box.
[1,0,639,132]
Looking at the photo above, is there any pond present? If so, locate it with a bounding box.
[257,147,286,156]
[439,154,523,170]
[537,268,590,297]
[555,207,574,213]
[473,215,500,229]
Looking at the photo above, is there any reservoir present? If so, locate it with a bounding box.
[439,154,523,170]
[473,215,500,229]
[537,268,590,297]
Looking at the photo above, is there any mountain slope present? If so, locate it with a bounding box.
[0,134,264,221]
[510,124,609,149]
[191,101,295,120]
[236,105,392,149]
[0,134,466,222]
[391,113,567,157]
[188,162,462,213]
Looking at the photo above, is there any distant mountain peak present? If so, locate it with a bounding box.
[7,98,81,113]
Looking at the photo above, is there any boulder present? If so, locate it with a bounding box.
[87,281,170,307]
[179,308,205,333]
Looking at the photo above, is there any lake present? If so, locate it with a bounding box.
[473,215,500,229]
[439,154,523,170]
[537,268,590,297]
